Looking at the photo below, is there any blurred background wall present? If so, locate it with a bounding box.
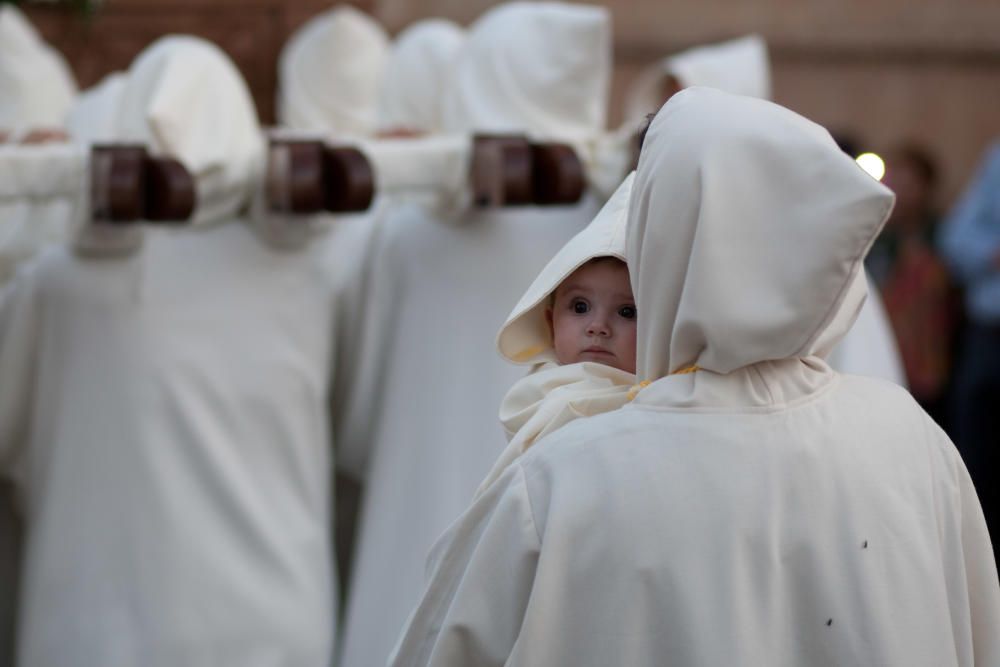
[21,0,1000,207]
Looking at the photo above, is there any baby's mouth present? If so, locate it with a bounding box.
[581,346,614,357]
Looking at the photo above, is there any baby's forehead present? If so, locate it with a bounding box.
[556,257,633,295]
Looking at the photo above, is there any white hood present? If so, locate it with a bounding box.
[441,2,610,140]
[278,6,389,136]
[625,35,770,126]
[377,19,464,133]
[67,72,127,145]
[0,5,77,132]
[113,35,263,227]
[497,172,634,365]
[627,87,894,381]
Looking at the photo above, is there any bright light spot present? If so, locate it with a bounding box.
[856,152,886,181]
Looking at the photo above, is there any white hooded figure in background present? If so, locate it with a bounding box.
[277,5,389,136]
[335,4,611,667]
[390,88,1000,667]
[376,19,465,135]
[625,33,904,386]
[0,4,77,135]
[0,35,364,666]
[624,35,771,124]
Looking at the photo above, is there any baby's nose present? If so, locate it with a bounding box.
[586,318,610,336]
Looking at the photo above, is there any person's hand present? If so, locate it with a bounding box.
[20,128,69,145]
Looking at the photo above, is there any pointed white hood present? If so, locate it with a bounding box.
[377,19,464,133]
[113,35,263,227]
[625,35,770,126]
[441,2,610,140]
[627,87,894,381]
[278,6,389,136]
[0,5,77,132]
[497,172,634,365]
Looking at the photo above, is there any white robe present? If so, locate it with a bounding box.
[392,88,1000,666]
[394,367,999,666]
[0,219,373,666]
[0,35,373,665]
[337,5,613,666]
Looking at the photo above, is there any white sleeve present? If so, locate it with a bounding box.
[390,464,541,667]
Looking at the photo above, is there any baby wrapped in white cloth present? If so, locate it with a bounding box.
[475,173,638,498]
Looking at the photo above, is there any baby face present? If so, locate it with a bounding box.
[546,259,637,374]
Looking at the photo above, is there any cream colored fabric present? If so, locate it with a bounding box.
[475,361,633,500]
[278,5,389,136]
[113,36,263,228]
[338,8,612,665]
[624,34,770,125]
[377,19,464,133]
[441,2,609,142]
[66,72,126,145]
[475,174,636,498]
[0,36,361,666]
[390,88,1000,667]
[0,5,77,133]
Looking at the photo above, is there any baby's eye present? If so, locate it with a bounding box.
[571,299,589,314]
[618,305,637,320]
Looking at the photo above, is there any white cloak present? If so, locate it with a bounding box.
[391,88,1000,666]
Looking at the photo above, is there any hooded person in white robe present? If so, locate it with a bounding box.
[335,4,611,667]
[376,19,465,135]
[277,5,389,137]
[0,35,371,666]
[0,5,77,137]
[390,87,1000,667]
[625,34,904,386]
